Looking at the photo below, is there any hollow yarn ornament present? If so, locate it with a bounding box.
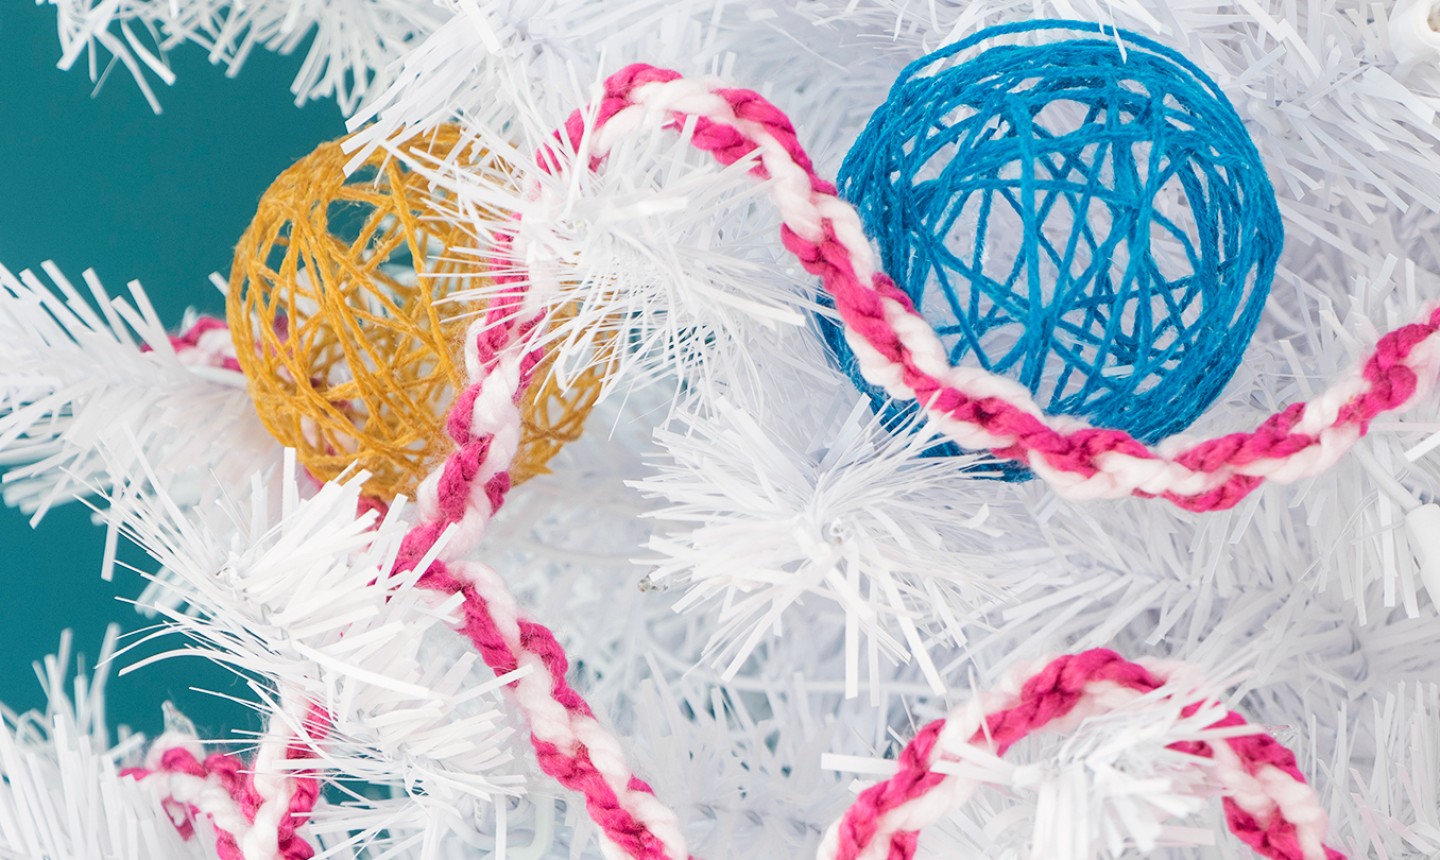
[821,20,1282,469]
[227,126,606,500]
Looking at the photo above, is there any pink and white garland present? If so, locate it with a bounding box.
[562,66,1440,514]
[820,649,1342,860]
[120,61,1436,858]
[123,703,328,860]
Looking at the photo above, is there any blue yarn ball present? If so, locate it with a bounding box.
[820,20,1282,477]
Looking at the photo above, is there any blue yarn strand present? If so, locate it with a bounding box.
[819,20,1282,478]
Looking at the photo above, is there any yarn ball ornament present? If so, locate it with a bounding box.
[821,20,1282,473]
[228,126,606,499]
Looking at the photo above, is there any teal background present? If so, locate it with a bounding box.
[0,4,345,739]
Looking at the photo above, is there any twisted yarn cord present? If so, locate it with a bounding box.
[818,649,1343,860]
[568,65,1439,512]
[122,746,252,856]
[123,703,329,860]
[138,311,652,857]
[388,245,690,860]
[165,316,244,373]
[240,703,329,860]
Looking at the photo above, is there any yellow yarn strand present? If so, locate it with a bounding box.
[229,126,605,499]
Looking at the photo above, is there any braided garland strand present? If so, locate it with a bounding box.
[386,255,690,859]
[123,704,327,860]
[123,323,326,859]
[132,315,688,857]
[818,649,1343,860]
[570,65,1440,513]
[123,744,253,855]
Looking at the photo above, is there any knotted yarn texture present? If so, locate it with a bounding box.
[227,125,606,500]
[123,705,330,860]
[531,64,1440,511]
[825,20,1280,465]
[820,649,1344,860]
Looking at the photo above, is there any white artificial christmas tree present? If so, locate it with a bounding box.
[5,0,1440,857]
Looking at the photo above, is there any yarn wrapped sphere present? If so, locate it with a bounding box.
[228,126,606,499]
[822,20,1281,473]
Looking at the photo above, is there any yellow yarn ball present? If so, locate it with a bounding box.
[228,126,605,499]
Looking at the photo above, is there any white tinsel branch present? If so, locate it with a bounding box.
[0,263,280,540]
[104,453,530,852]
[0,626,207,859]
[40,0,450,113]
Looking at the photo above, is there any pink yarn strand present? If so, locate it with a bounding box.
[125,706,329,860]
[585,64,1439,513]
[134,58,1405,858]
[825,650,1344,860]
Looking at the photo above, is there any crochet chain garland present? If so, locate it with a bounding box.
[821,649,1343,860]
[576,68,1440,513]
[122,62,1414,858]
[123,699,328,860]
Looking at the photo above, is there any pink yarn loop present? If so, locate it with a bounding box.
[125,704,329,860]
[829,650,1344,860]
[588,65,1437,513]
